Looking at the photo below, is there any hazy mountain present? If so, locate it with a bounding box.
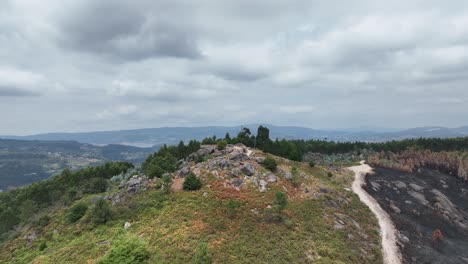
[2,125,468,147]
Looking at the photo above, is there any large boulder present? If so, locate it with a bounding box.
[284,172,293,180]
[241,163,255,176]
[126,175,148,194]
[178,166,190,178]
[229,152,250,161]
[259,179,268,192]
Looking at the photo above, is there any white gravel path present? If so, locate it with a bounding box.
[349,161,402,264]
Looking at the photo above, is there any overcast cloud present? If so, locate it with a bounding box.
[1,0,468,135]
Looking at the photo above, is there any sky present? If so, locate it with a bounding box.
[1,0,468,135]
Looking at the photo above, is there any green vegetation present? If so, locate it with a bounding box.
[216,140,227,151]
[161,174,173,194]
[183,173,202,191]
[98,234,149,264]
[290,166,300,187]
[309,160,315,167]
[0,161,132,240]
[193,242,212,264]
[262,156,278,171]
[226,199,241,219]
[91,198,112,225]
[142,141,200,178]
[274,191,288,220]
[67,202,88,223]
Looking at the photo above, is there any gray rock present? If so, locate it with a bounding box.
[284,172,293,180]
[179,166,190,178]
[324,200,339,208]
[241,164,255,176]
[266,173,277,183]
[231,168,240,177]
[229,152,249,161]
[259,179,268,192]
[319,187,330,193]
[407,190,428,205]
[124,222,131,229]
[394,181,407,189]
[231,178,244,189]
[409,183,424,192]
[24,232,37,247]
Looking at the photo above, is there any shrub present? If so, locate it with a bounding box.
[39,242,47,251]
[263,156,277,171]
[161,175,173,194]
[86,177,108,194]
[226,199,241,219]
[290,166,300,187]
[98,235,149,264]
[67,202,88,223]
[183,173,202,191]
[216,140,227,151]
[274,191,288,220]
[327,172,333,178]
[91,198,112,225]
[193,242,212,264]
[308,160,315,167]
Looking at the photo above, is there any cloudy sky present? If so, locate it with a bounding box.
[1,0,468,135]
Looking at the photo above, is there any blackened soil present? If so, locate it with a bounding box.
[364,167,468,264]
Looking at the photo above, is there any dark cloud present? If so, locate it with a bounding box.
[58,1,200,61]
[0,85,40,97]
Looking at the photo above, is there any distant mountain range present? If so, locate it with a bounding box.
[2,125,468,147]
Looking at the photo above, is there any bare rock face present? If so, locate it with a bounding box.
[431,189,468,231]
[266,173,277,183]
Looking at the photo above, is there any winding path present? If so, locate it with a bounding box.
[349,161,402,264]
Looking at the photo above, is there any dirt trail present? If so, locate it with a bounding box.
[349,161,402,264]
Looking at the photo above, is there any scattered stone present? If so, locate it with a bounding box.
[231,168,240,177]
[284,172,293,180]
[324,200,339,208]
[24,232,37,247]
[390,203,401,214]
[231,178,244,189]
[370,181,381,190]
[203,192,208,197]
[124,222,131,230]
[266,173,277,183]
[334,221,345,229]
[259,179,268,192]
[394,181,407,189]
[97,240,110,246]
[241,163,255,176]
[348,234,355,239]
[409,183,425,192]
[319,187,330,193]
[407,190,429,205]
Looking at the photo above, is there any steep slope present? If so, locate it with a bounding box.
[0,145,382,263]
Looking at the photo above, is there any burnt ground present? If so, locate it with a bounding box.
[364,167,468,264]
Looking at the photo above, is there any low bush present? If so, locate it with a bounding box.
[98,234,149,264]
[263,156,277,171]
[67,202,88,223]
[216,140,227,151]
[226,199,241,218]
[91,198,112,225]
[183,173,202,191]
[308,161,315,167]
